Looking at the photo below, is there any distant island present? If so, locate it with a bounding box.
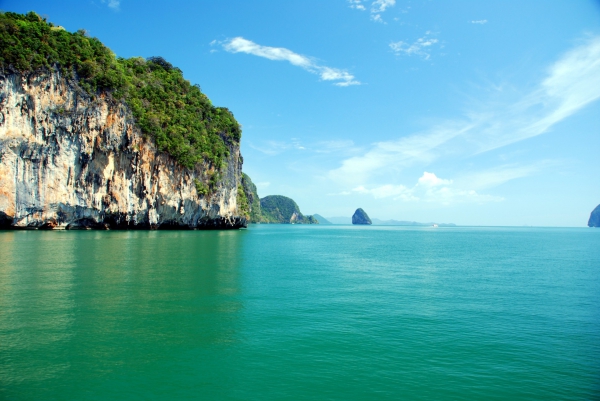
[239,175,317,224]
[313,214,333,225]
[323,216,456,227]
[260,196,318,224]
[588,204,600,227]
[352,208,372,225]
[371,218,456,227]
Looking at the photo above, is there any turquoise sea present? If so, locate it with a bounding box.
[0,225,598,400]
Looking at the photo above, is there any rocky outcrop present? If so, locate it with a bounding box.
[588,204,600,227]
[352,208,372,225]
[0,69,246,229]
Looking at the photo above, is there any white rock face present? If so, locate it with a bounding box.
[0,70,246,229]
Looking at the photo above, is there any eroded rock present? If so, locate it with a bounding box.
[0,70,246,229]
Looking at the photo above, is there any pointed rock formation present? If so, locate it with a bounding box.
[352,208,372,225]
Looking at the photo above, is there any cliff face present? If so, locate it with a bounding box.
[0,70,246,229]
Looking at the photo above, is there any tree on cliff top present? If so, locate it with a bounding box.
[0,11,241,171]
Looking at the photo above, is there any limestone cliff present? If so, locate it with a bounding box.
[352,208,372,225]
[0,69,246,229]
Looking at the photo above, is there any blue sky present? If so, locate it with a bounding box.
[4,0,600,226]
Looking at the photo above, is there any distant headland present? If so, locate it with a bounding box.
[588,204,600,227]
[239,175,317,224]
[325,215,456,227]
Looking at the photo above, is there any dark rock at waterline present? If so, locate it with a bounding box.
[588,204,600,227]
[352,208,372,225]
[0,211,14,229]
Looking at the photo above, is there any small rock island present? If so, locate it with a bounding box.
[588,204,600,227]
[352,208,372,225]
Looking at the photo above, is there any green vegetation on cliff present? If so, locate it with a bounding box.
[260,195,318,224]
[236,185,250,220]
[238,174,317,224]
[0,11,240,170]
[241,173,261,223]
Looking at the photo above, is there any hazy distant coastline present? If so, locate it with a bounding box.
[325,216,456,227]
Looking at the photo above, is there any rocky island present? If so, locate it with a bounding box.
[0,12,247,229]
[588,204,600,227]
[352,208,372,225]
[259,195,318,224]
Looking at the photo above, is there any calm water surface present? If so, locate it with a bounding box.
[0,225,598,400]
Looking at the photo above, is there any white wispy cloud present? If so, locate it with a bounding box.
[469,36,600,153]
[348,0,366,10]
[314,140,358,154]
[248,139,308,155]
[418,171,453,187]
[328,122,473,184]
[250,139,359,157]
[471,19,488,24]
[348,0,396,22]
[331,35,600,187]
[342,172,502,204]
[371,14,384,23]
[455,161,556,190]
[351,184,417,201]
[418,186,502,204]
[221,37,360,86]
[390,31,439,59]
[101,0,120,10]
[372,0,395,13]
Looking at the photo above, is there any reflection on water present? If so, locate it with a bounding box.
[0,230,246,397]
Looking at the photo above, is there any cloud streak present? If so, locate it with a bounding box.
[390,32,439,59]
[101,0,120,10]
[332,35,600,186]
[348,0,396,22]
[221,37,360,86]
[371,0,395,13]
[455,162,555,190]
[348,0,366,10]
[468,36,600,153]
[343,172,503,204]
[329,122,474,184]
